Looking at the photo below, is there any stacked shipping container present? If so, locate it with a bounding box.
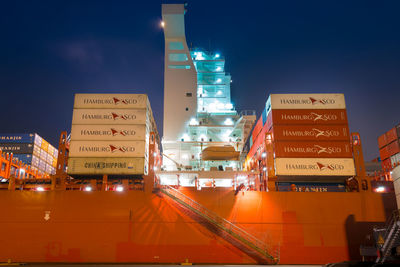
[246,94,355,180]
[67,94,158,176]
[0,133,58,175]
[378,123,400,172]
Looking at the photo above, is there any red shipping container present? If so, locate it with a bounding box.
[387,140,400,157]
[274,141,352,158]
[382,158,392,170]
[379,146,390,161]
[265,111,273,131]
[272,125,350,141]
[378,134,387,149]
[252,117,263,143]
[397,125,400,140]
[386,127,398,144]
[270,109,348,125]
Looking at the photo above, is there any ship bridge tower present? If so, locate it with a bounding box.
[160,4,256,188]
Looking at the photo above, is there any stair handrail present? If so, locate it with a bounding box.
[376,209,400,263]
[382,210,400,243]
[160,185,277,262]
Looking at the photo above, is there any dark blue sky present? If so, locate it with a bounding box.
[0,0,399,160]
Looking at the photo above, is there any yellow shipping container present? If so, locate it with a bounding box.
[41,140,49,152]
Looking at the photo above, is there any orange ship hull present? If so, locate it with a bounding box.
[0,189,394,264]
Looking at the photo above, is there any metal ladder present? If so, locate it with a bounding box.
[159,185,279,264]
[376,210,400,263]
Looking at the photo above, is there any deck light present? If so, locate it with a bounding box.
[160,21,165,27]
[181,133,190,141]
[225,103,233,109]
[224,118,234,126]
[84,186,92,192]
[116,186,124,192]
[215,53,220,58]
[36,187,45,192]
[189,118,199,125]
[375,186,385,193]
[262,152,267,158]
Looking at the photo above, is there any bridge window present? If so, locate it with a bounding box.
[169,53,188,62]
[169,42,184,50]
[168,65,191,69]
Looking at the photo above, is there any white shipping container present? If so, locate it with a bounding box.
[72,109,147,125]
[46,163,52,174]
[46,153,53,164]
[34,134,42,147]
[391,153,400,167]
[40,149,47,160]
[48,145,55,155]
[67,157,146,175]
[392,166,400,208]
[70,124,147,141]
[32,155,39,167]
[69,140,146,158]
[53,149,58,158]
[275,158,356,176]
[33,144,41,157]
[266,94,346,111]
[74,94,148,109]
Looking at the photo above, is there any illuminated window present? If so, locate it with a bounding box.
[169,42,184,50]
[168,65,191,69]
[169,53,188,62]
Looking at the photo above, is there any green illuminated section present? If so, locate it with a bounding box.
[190,50,235,114]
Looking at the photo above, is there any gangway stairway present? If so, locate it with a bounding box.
[375,210,400,263]
[158,185,279,264]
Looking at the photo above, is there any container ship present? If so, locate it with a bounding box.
[0,3,397,265]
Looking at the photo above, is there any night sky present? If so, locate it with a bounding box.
[1,0,399,160]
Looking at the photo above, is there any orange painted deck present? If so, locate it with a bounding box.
[0,189,395,264]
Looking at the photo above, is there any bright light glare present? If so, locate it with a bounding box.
[375,186,385,193]
[225,103,233,109]
[216,78,222,83]
[160,21,165,27]
[153,152,157,156]
[216,66,222,71]
[217,90,222,95]
[224,118,234,126]
[263,167,267,171]
[181,133,190,141]
[262,152,267,158]
[116,186,124,192]
[36,187,45,192]
[189,118,199,126]
[84,186,92,192]
[215,53,220,58]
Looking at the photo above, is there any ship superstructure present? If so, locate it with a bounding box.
[160,4,256,188]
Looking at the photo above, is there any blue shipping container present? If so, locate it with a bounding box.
[0,133,36,143]
[0,143,34,154]
[12,154,33,165]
